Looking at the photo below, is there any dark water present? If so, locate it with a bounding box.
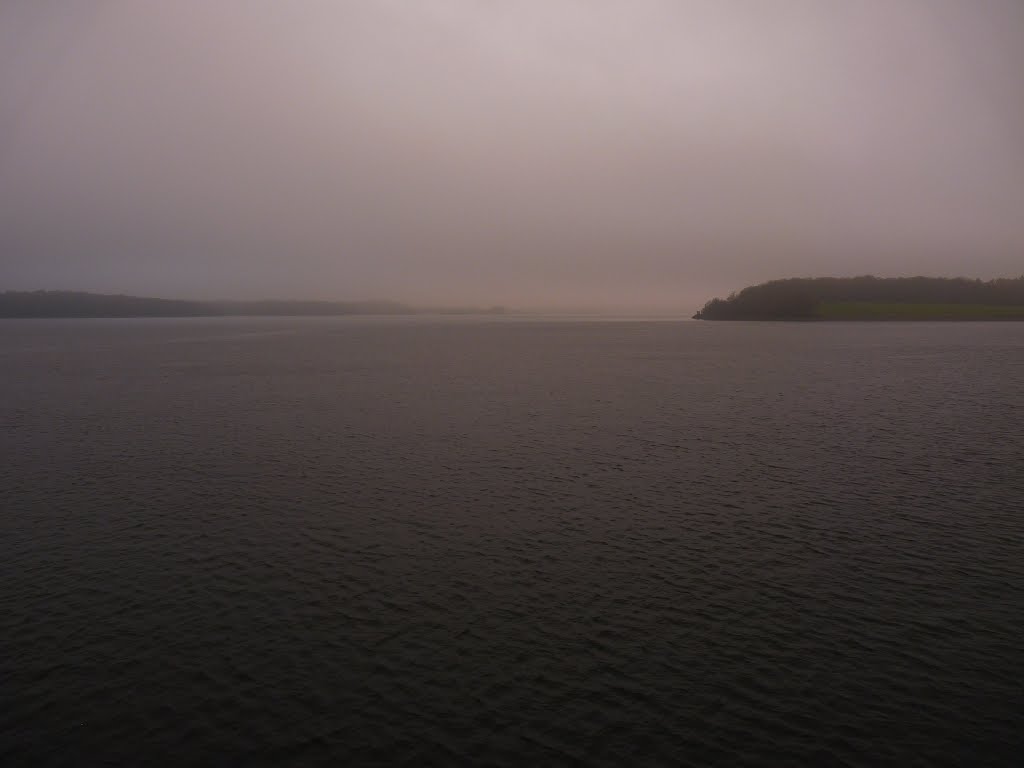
[2,317,1023,766]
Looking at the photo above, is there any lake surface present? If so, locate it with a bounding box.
[2,317,1023,766]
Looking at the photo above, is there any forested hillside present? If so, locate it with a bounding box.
[694,277,1024,320]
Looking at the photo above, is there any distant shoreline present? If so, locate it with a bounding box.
[693,276,1024,321]
[0,291,508,319]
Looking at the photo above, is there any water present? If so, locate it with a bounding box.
[2,317,1023,766]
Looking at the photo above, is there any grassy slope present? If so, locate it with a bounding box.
[818,302,1024,320]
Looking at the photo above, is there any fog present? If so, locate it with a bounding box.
[1,1,1022,312]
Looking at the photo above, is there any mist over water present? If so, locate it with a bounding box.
[4,2,1024,764]
[2,1,1024,309]
[3,317,1023,765]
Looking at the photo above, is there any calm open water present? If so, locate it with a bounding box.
[2,317,1023,766]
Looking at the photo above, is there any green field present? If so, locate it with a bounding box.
[818,302,1024,320]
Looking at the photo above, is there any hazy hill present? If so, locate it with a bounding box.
[0,291,506,318]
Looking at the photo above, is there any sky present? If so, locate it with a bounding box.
[1,1,1022,312]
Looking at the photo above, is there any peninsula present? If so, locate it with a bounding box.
[693,276,1024,320]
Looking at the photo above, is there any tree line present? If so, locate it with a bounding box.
[693,276,1024,319]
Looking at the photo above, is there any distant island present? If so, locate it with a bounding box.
[0,291,507,319]
[693,276,1024,320]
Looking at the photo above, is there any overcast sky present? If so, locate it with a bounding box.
[1,1,1022,311]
